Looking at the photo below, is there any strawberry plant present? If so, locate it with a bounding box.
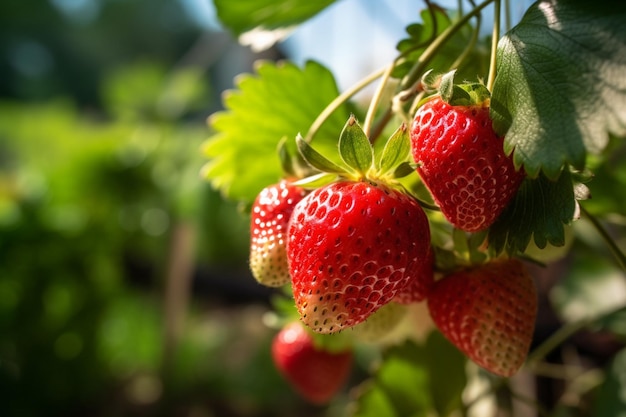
[202,0,626,415]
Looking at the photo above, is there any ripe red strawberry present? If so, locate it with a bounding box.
[393,246,435,304]
[271,321,353,404]
[287,180,431,334]
[427,258,537,377]
[249,179,306,287]
[410,96,525,232]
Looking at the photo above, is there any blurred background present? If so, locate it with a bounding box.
[0,0,293,416]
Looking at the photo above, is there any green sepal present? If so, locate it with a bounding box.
[278,135,317,179]
[468,230,489,264]
[451,227,488,266]
[378,123,411,176]
[393,162,416,179]
[338,114,374,176]
[439,69,490,107]
[292,172,339,189]
[420,69,440,94]
[296,133,347,174]
[488,171,577,255]
[277,136,294,177]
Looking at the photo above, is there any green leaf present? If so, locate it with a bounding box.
[351,336,466,417]
[350,381,398,417]
[296,133,346,174]
[202,60,349,203]
[592,347,626,416]
[393,162,415,179]
[582,138,626,217]
[491,1,626,179]
[372,341,432,417]
[425,332,467,417]
[213,0,337,36]
[488,171,577,255]
[378,123,410,175]
[339,115,373,176]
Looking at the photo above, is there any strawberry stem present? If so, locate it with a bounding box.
[504,0,512,32]
[527,302,626,370]
[449,4,481,71]
[398,0,496,103]
[307,1,497,145]
[363,61,397,140]
[486,0,501,91]
[305,65,389,143]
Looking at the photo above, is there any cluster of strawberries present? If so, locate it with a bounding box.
[249,87,537,404]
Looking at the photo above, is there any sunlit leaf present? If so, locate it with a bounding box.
[213,0,337,35]
[491,1,626,179]
[202,60,349,203]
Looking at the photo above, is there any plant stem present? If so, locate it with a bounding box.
[527,318,591,366]
[399,0,495,95]
[368,107,393,144]
[508,388,551,417]
[526,303,626,366]
[363,61,397,140]
[504,0,512,32]
[305,65,388,143]
[580,204,626,272]
[486,0,501,91]
[449,2,481,71]
[308,0,496,143]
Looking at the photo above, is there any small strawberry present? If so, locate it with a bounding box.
[249,179,307,287]
[393,246,435,304]
[271,321,353,404]
[287,180,431,334]
[427,258,537,377]
[410,80,525,232]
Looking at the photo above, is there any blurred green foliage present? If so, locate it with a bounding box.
[0,0,305,416]
[0,64,263,415]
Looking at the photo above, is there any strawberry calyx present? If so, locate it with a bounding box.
[439,69,491,107]
[419,69,491,108]
[293,114,415,192]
